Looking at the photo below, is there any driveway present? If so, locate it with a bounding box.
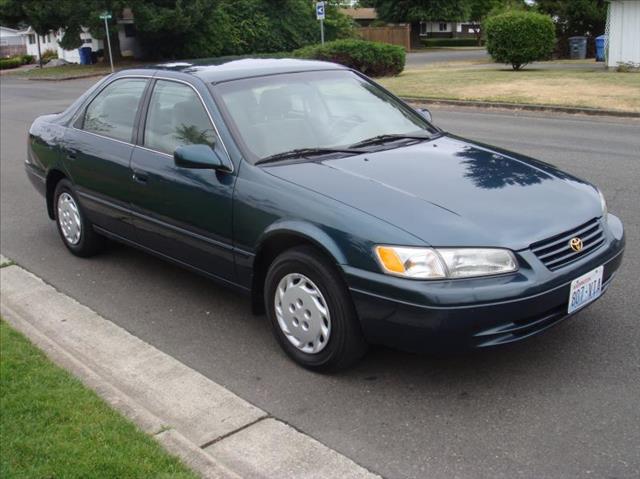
[2,76,639,479]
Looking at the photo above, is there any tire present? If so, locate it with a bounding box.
[53,179,104,257]
[265,245,368,371]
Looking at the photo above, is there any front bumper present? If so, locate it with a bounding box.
[345,214,625,353]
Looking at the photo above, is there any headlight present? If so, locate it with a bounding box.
[375,246,518,279]
[597,189,608,218]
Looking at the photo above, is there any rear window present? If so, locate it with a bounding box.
[82,78,147,143]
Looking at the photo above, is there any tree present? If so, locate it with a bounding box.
[485,10,555,70]
[372,0,469,23]
[75,0,128,62]
[534,0,606,57]
[0,0,68,67]
[0,0,126,65]
[467,0,504,45]
[128,0,351,60]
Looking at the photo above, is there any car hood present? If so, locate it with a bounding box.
[263,135,602,250]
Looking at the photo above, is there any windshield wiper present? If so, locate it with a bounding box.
[255,148,365,166]
[348,133,432,149]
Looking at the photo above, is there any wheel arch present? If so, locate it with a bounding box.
[45,169,68,219]
[250,223,348,314]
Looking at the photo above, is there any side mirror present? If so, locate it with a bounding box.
[416,107,432,123]
[174,144,228,171]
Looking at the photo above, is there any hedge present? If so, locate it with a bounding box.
[294,39,405,77]
[421,38,484,47]
[0,57,23,70]
[485,10,555,70]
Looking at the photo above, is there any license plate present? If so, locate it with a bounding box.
[568,265,604,314]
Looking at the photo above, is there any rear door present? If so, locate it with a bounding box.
[128,78,237,282]
[63,77,149,238]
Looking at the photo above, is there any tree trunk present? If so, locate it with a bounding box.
[36,34,42,68]
[473,25,482,46]
[109,23,122,62]
[97,20,122,65]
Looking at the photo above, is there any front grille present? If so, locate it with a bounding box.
[531,218,605,270]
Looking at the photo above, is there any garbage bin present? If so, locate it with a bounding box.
[595,34,607,62]
[569,36,587,60]
[78,46,93,65]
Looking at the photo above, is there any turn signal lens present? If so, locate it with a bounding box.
[375,246,447,279]
[375,246,405,274]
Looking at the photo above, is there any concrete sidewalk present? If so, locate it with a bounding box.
[0,257,379,479]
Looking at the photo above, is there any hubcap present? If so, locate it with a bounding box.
[274,273,331,354]
[57,192,82,245]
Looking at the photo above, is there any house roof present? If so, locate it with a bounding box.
[339,8,378,21]
[0,26,21,34]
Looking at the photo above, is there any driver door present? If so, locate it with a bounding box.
[129,78,236,282]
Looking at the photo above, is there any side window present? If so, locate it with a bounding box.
[144,80,216,156]
[82,78,147,143]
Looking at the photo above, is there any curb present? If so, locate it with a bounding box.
[402,96,640,118]
[26,73,108,81]
[0,259,380,479]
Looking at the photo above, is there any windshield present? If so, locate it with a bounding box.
[215,70,437,162]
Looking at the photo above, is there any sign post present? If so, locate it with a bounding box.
[99,12,114,72]
[316,2,325,44]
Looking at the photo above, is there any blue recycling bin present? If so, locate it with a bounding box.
[595,35,607,62]
[78,46,93,65]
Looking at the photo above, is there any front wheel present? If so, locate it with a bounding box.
[265,246,367,371]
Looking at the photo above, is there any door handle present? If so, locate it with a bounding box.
[132,170,148,184]
[66,150,77,160]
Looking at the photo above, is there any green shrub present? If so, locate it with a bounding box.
[0,57,23,69]
[485,10,555,70]
[294,39,405,76]
[21,54,35,64]
[421,38,484,47]
[41,49,58,61]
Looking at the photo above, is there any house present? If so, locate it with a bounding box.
[19,11,143,65]
[20,27,103,63]
[0,26,26,57]
[417,21,478,39]
[606,0,640,67]
[339,8,378,27]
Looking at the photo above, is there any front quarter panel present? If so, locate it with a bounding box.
[233,164,425,289]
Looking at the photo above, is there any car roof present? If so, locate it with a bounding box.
[142,57,348,84]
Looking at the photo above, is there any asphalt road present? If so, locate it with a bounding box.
[2,76,639,479]
[406,48,490,67]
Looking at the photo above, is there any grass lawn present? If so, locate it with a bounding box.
[0,320,198,479]
[379,63,640,112]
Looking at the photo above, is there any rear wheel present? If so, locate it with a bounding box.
[265,246,367,371]
[54,179,104,257]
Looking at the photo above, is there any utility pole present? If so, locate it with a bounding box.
[36,33,42,68]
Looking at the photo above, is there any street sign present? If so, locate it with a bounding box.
[99,12,114,72]
[316,2,325,44]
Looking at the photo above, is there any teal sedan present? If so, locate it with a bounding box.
[26,59,625,370]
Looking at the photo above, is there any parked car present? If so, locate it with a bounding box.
[26,59,625,370]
